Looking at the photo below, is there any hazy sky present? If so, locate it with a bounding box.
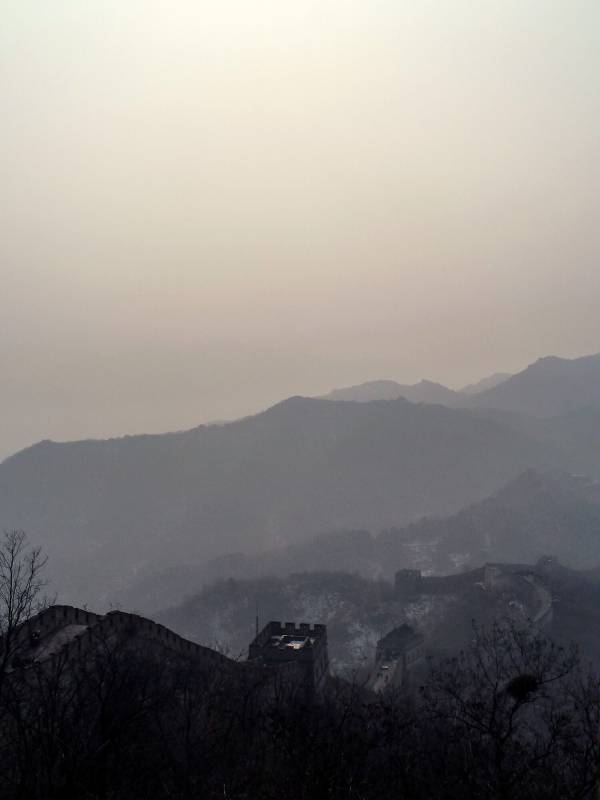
[2,1,600,459]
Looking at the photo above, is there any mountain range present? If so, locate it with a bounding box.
[114,469,600,614]
[323,352,600,418]
[0,396,566,607]
[2,351,600,610]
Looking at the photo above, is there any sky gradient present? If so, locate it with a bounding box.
[2,1,600,460]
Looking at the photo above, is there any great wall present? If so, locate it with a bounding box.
[395,560,555,629]
[6,558,558,699]
[367,559,556,692]
[9,605,330,699]
[13,605,233,670]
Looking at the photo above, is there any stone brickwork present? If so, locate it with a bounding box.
[248,621,329,696]
[369,624,425,693]
[9,605,244,679]
[7,607,331,701]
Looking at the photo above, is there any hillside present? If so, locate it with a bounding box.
[460,372,511,394]
[383,469,600,573]
[113,469,600,614]
[0,396,568,608]
[157,566,547,674]
[468,353,600,417]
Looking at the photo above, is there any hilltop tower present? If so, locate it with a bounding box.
[248,621,329,697]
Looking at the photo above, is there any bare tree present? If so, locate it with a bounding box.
[0,530,47,694]
[419,619,600,800]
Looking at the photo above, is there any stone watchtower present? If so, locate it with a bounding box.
[369,624,425,693]
[248,621,329,696]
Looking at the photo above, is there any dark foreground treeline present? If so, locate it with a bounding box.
[1,622,600,800]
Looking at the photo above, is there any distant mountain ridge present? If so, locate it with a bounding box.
[3,350,600,611]
[321,379,463,405]
[120,469,600,614]
[0,396,574,609]
[323,353,600,417]
[320,371,512,405]
[460,372,511,395]
[467,353,600,416]
[390,469,600,573]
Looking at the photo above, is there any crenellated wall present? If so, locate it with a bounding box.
[248,620,329,695]
[11,605,237,675]
[393,562,555,633]
[9,607,331,702]
[395,567,487,596]
[249,621,326,659]
[12,605,101,652]
[96,610,232,665]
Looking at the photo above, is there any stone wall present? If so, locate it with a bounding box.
[11,607,331,701]
[395,567,487,596]
[248,621,329,694]
[14,605,237,676]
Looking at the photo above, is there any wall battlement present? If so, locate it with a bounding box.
[248,620,329,695]
[395,567,487,596]
[393,561,555,630]
[10,605,238,676]
[8,607,331,701]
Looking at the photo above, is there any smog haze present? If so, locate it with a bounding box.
[2,1,600,459]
